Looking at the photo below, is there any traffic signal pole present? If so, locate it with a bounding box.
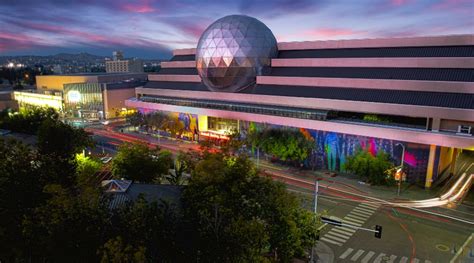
[321,217,383,238]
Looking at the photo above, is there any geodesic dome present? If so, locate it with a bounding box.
[196,15,278,92]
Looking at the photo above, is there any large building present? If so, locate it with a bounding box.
[15,72,147,119]
[36,72,147,90]
[125,15,474,187]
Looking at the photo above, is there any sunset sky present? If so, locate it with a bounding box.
[1,0,473,59]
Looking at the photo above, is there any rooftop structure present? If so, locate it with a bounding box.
[126,15,474,188]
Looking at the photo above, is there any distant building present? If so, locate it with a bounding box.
[112,50,124,61]
[52,64,63,74]
[106,59,144,73]
[106,51,144,73]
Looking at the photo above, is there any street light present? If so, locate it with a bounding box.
[395,143,405,196]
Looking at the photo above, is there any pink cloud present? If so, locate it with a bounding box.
[390,0,410,6]
[431,0,472,13]
[0,32,47,52]
[120,0,156,13]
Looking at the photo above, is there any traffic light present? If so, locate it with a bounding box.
[375,225,382,239]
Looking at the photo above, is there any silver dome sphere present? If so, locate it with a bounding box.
[196,15,278,92]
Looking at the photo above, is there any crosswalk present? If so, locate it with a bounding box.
[338,247,433,263]
[321,202,380,246]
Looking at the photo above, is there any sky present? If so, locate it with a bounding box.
[0,0,473,59]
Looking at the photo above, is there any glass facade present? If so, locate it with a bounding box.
[63,83,104,120]
[139,96,329,121]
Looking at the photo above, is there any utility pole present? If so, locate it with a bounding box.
[314,180,319,213]
[310,179,319,263]
[396,143,405,196]
[256,147,260,168]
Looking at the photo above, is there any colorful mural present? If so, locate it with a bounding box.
[240,121,431,182]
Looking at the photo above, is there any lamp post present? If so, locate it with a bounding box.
[395,143,405,196]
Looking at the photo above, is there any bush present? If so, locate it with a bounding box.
[345,149,395,186]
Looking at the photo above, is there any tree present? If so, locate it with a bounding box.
[99,236,146,263]
[37,118,94,159]
[252,129,314,165]
[0,139,45,260]
[126,111,145,128]
[0,107,59,134]
[345,149,395,185]
[105,197,182,261]
[22,184,110,262]
[166,151,196,185]
[182,153,320,262]
[111,143,169,183]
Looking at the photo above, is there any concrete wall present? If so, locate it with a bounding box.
[103,88,136,119]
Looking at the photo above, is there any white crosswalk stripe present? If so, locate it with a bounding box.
[360,251,375,263]
[321,202,381,247]
[343,218,363,226]
[349,210,372,218]
[339,248,354,259]
[320,237,342,246]
[335,248,431,263]
[345,215,366,223]
[387,254,397,263]
[350,249,365,261]
[331,227,354,236]
[326,231,350,240]
[352,208,375,216]
[373,253,386,263]
[323,234,347,243]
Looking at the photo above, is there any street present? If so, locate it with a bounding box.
[86,123,474,263]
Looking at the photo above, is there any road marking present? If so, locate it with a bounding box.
[350,249,365,261]
[320,237,342,246]
[348,212,371,220]
[355,206,378,213]
[399,256,408,263]
[360,204,380,210]
[361,251,375,263]
[352,208,375,216]
[413,259,420,263]
[348,211,371,218]
[387,254,397,263]
[343,218,363,226]
[331,227,355,236]
[339,248,354,259]
[425,260,432,263]
[345,215,366,223]
[373,253,386,263]
[332,226,356,233]
[322,234,347,243]
[326,231,350,240]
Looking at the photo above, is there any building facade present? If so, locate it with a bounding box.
[125,15,474,187]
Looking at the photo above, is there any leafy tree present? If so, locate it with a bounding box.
[251,129,314,165]
[99,236,146,263]
[345,149,395,185]
[76,154,102,190]
[166,151,197,185]
[106,197,182,261]
[37,118,94,159]
[111,143,169,183]
[0,139,45,260]
[182,153,320,262]
[22,184,110,262]
[0,107,58,134]
[126,111,145,128]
